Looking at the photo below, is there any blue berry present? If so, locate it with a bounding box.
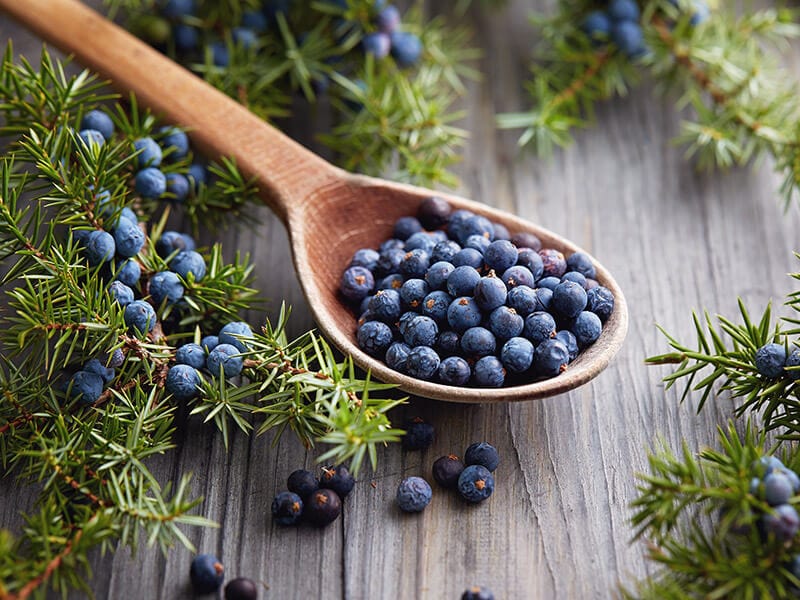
[386,341,412,373]
[447,209,475,242]
[566,251,596,279]
[165,364,202,400]
[461,327,496,358]
[393,216,423,241]
[583,10,611,40]
[484,240,517,273]
[534,339,570,377]
[397,311,417,337]
[320,465,356,499]
[84,358,115,385]
[156,230,191,258]
[376,4,401,33]
[107,348,125,368]
[113,216,145,258]
[350,248,380,272]
[492,223,510,241]
[149,270,184,304]
[80,110,114,141]
[523,311,556,345]
[272,491,303,525]
[421,291,452,324]
[165,173,190,202]
[462,586,495,600]
[537,276,560,291]
[404,232,438,253]
[86,230,115,265]
[431,240,461,263]
[201,335,219,352]
[380,238,405,252]
[210,41,229,67]
[561,271,587,288]
[390,31,423,67]
[171,250,207,281]
[124,300,156,334]
[457,464,495,503]
[396,476,432,512]
[436,330,461,357]
[433,454,465,489]
[447,266,481,298]
[474,273,507,312]
[473,356,505,387]
[399,249,430,278]
[539,249,566,279]
[611,21,647,57]
[115,258,141,287]
[340,266,375,302]
[531,287,553,312]
[67,370,104,404]
[405,346,440,380]
[159,126,190,160]
[363,32,391,58]
[552,281,588,318]
[207,343,244,378]
[608,0,640,22]
[357,320,393,357]
[219,321,253,352]
[465,442,500,472]
[135,167,166,198]
[304,489,342,527]
[402,416,435,450]
[376,247,406,276]
[438,355,471,385]
[755,343,787,379]
[465,234,490,255]
[399,279,429,310]
[189,554,224,595]
[787,349,800,381]
[232,27,258,49]
[188,163,207,189]
[764,472,794,507]
[377,273,404,291]
[459,215,494,244]
[451,248,484,270]
[689,1,710,25]
[511,231,542,251]
[756,456,786,477]
[108,280,134,306]
[133,137,162,168]
[78,129,104,148]
[488,306,524,341]
[501,265,535,289]
[242,10,268,32]
[173,24,200,51]
[762,504,800,542]
[447,297,482,333]
[586,286,614,322]
[506,285,538,317]
[556,330,579,361]
[176,343,206,369]
[517,248,544,280]
[368,289,402,323]
[287,469,319,499]
[404,315,439,348]
[572,311,602,348]
[501,337,534,373]
[425,261,455,291]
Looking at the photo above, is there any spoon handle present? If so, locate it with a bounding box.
[0,0,342,224]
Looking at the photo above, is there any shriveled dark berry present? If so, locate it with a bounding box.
[271,491,303,525]
[396,476,432,512]
[287,469,319,499]
[402,416,435,450]
[320,465,356,499]
[432,454,465,489]
[462,586,495,600]
[190,554,225,594]
[304,489,342,527]
[539,249,567,278]
[464,442,500,472]
[225,577,259,600]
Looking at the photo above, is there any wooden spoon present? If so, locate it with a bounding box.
[1,0,628,403]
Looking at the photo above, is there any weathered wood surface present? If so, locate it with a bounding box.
[2,1,800,598]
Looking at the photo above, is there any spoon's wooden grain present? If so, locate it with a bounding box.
[0,0,628,403]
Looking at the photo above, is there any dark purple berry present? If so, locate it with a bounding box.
[190,554,225,594]
[287,469,319,500]
[432,454,465,489]
[225,577,259,600]
[464,442,500,472]
[462,586,495,600]
[417,196,451,229]
[402,416,435,450]
[320,465,356,499]
[304,489,342,527]
[271,491,303,525]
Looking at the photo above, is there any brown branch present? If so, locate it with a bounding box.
[245,358,362,406]
[547,51,611,113]
[4,530,84,600]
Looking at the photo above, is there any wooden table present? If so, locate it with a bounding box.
[2,2,800,598]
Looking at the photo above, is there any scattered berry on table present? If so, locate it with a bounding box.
[461,586,495,600]
[304,489,342,527]
[189,553,225,594]
[432,454,465,489]
[396,476,432,512]
[271,491,304,525]
[464,442,500,472]
[402,417,435,451]
[225,577,259,600]
[287,469,319,500]
[320,465,356,499]
[458,464,495,503]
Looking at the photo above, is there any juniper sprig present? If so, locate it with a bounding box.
[497,1,800,206]
[0,45,403,597]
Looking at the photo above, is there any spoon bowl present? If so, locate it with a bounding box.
[2,0,628,402]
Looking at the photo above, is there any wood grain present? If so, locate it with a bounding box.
[1,0,799,598]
